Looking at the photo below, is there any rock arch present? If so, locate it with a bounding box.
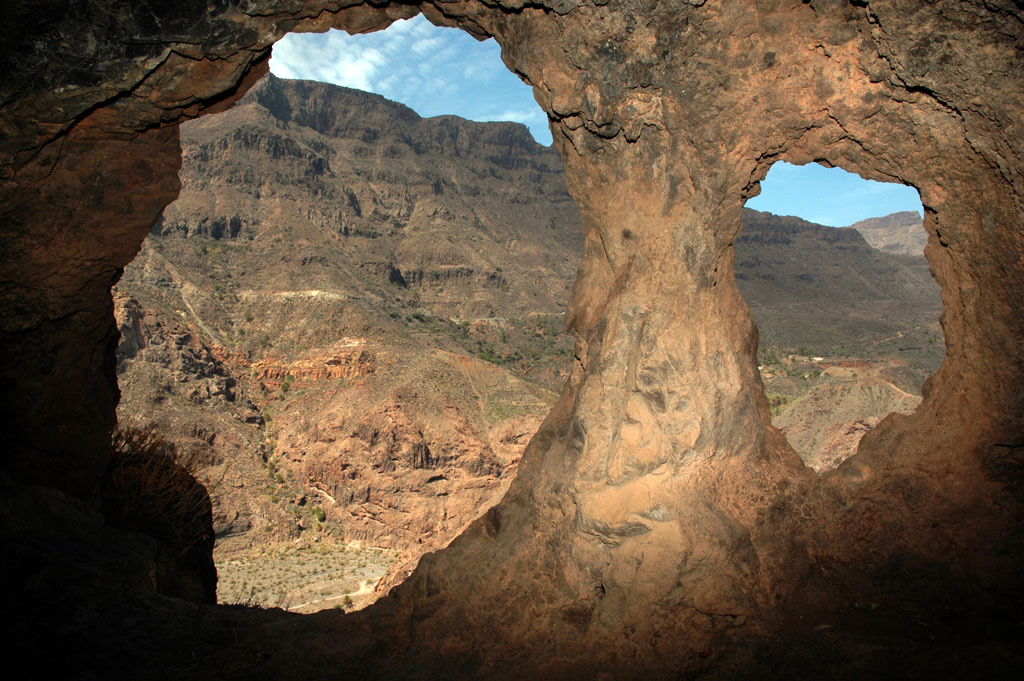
[1,1,1022,677]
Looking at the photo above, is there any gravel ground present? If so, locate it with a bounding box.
[216,540,400,613]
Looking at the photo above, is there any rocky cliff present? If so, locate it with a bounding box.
[115,76,944,584]
[849,210,928,256]
[115,74,580,573]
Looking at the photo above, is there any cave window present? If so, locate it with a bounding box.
[741,161,942,472]
[113,16,578,612]
[269,16,552,145]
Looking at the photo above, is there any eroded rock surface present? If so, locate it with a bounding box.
[2,1,1023,679]
[113,76,577,586]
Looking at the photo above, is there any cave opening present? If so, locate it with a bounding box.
[113,14,581,613]
[741,161,944,472]
[5,2,1024,678]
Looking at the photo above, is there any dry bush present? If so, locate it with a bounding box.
[102,424,213,556]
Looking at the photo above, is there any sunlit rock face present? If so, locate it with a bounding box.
[1,1,1022,678]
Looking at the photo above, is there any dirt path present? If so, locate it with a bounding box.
[288,579,376,612]
[216,541,399,613]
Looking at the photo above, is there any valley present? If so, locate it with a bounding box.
[114,75,943,612]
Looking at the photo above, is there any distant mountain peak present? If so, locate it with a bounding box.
[846,211,927,256]
[243,74,544,157]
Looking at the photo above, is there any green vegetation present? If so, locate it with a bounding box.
[484,394,533,424]
[767,392,792,417]
[392,308,572,391]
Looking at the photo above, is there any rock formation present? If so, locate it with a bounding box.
[114,74,940,588]
[848,210,927,255]
[2,1,1022,678]
[114,74,580,578]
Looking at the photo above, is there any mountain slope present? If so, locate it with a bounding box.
[116,75,583,578]
[847,210,927,256]
[153,73,581,330]
[735,209,943,380]
[773,374,921,472]
[115,75,946,607]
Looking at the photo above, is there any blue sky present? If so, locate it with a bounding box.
[746,161,922,226]
[271,18,923,227]
[270,16,551,145]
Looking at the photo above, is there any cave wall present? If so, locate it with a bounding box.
[1,0,1022,677]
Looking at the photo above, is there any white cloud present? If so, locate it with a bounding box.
[411,36,443,55]
[482,108,545,123]
[272,33,388,91]
[268,16,552,145]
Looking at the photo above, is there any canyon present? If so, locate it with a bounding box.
[2,1,1023,679]
[113,74,943,604]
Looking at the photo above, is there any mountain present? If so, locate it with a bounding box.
[847,210,927,256]
[735,209,941,472]
[115,74,582,590]
[735,209,943,382]
[114,75,946,607]
[152,73,581,333]
[772,372,921,472]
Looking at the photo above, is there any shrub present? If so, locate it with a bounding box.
[101,425,216,602]
[104,426,210,542]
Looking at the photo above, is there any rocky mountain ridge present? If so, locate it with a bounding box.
[848,210,928,256]
[115,75,944,607]
[736,208,942,379]
[115,74,582,589]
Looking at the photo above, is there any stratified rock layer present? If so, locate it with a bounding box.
[2,1,1023,679]
[113,75,579,582]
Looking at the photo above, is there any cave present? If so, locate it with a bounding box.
[2,1,1022,679]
